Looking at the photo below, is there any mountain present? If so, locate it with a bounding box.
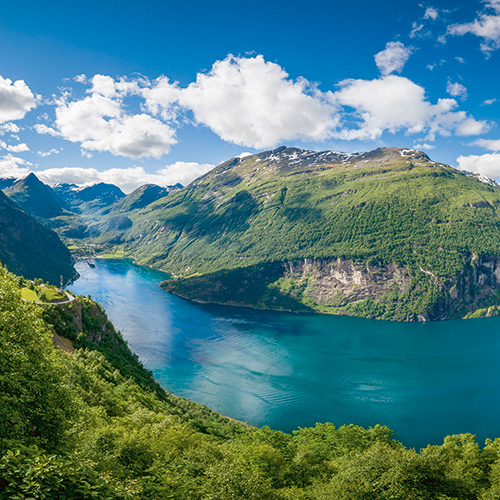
[102,183,183,214]
[0,189,75,284]
[5,173,70,219]
[0,177,17,189]
[91,146,500,321]
[55,182,125,214]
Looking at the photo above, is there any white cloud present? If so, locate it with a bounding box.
[456,117,489,136]
[447,1,500,55]
[410,22,425,38]
[374,42,412,75]
[0,158,215,193]
[446,81,468,100]
[33,123,58,135]
[172,55,339,149]
[74,74,87,84]
[482,98,497,105]
[0,122,20,135]
[332,75,488,141]
[456,152,500,178]
[0,155,31,178]
[38,90,177,159]
[414,142,436,149]
[0,76,36,123]
[474,138,500,151]
[38,148,61,157]
[423,7,439,20]
[28,55,491,155]
[36,162,214,193]
[4,143,29,153]
[141,76,181,121]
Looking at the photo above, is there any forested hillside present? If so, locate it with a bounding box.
[2,267,500,499]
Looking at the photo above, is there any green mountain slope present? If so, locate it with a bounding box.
[97,146,500,321]
[102,183,182,214]
[4,267,500,499]
[5,173,70,218]
[3,173,90,238]
[0,190,76,284]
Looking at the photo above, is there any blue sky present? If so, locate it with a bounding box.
[1,0,500,191]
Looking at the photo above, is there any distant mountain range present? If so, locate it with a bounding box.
[1,174,182,235]
[0,173,181,283]
[54,182,126,214]
[6,146,500,321]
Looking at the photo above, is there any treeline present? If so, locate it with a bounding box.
[3,268,500,499]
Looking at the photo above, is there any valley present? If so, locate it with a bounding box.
[5,145,500,321]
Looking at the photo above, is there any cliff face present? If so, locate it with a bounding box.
[283,255,500,321]
[430,255,500,320]
[164,255,500,322]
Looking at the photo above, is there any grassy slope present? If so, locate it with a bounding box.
[92,147,500,320]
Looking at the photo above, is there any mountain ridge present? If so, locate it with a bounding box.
[87,145,500,321]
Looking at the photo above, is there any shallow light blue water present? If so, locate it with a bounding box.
[69,259,500,449]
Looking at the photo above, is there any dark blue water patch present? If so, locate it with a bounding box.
[69,259,500,449]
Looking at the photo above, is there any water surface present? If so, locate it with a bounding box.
[69,259,500,448]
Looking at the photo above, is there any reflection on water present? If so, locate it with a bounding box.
[69,259,500,448]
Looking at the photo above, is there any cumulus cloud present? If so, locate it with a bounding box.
[38,162,214,193]
[4,143,29,153]
[423,7,439,20]
[29,55,490,154]
[456,152,500,178]
[447,1,500,55]
[0,141,29,153]
[0,155,31,178]
[33,123,58,136]
[446,81,468,100]
[170,55,339,149]
[456,117,489,135]
[38,90,177,159]
[0,76,36,123]
[0,123,20,135]
[332,75,488,141]
[374,42,412,75]
[482,98,497,105]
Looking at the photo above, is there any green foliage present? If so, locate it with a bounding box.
[5,265,500,498]
[0,447,121,500]
[0,270,72,452]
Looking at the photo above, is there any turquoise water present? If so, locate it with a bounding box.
[69,259,500,449]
